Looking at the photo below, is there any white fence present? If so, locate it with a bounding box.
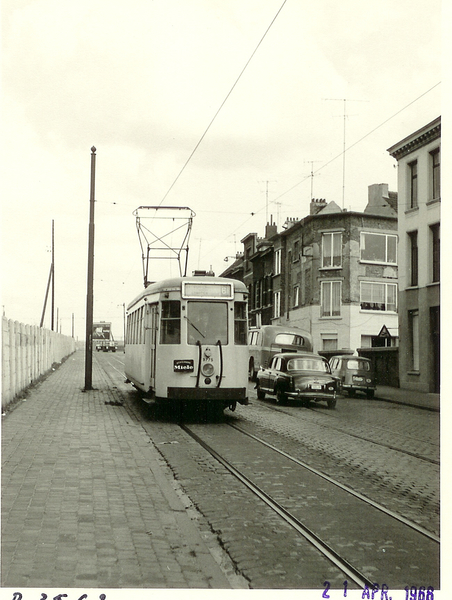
[1,317,76,410]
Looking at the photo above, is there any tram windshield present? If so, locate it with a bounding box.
[186,302,228,345]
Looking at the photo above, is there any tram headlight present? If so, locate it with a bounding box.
[201,362,215,377]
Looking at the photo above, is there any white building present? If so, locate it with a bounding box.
[387,117,440,393]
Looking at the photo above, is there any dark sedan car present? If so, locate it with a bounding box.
[256,352,338,408]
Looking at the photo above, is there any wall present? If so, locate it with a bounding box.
[1,317,76,410]
[358,347,399,387]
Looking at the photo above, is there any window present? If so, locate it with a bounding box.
[273,291,281,318]
[431,148,440,200]
[408,231,418,287]
[360,282,397,312]
[409,160,418,208]
[409,309,420,371]
[293,241,299,261]
[274,249,281,275]
[321,281,341,317]
[431,223,440,283]
[346,359,370,371]
[322,336,338,351]
[293,285,299,308]
[186,302,228,345]
[360,232,397,264]
[322,232,342,268]
[287,357,329,372]
[254,280,261,309]
[234,302,247,345]
[160,300,181,344]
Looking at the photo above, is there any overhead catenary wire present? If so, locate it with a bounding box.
[157,0,289,206]
[200,81,441,261]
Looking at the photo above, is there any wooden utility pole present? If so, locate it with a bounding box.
[51,219,54,330]
[84,146,96,391]
[40,220,55,328]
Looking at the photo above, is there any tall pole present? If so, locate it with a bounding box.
[123,303,126,354]
[84,146,96,390]
[40,263,52,328]
[51,220,55,330]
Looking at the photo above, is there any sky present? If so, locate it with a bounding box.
[1,0,444,342]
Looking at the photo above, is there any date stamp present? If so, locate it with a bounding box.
[322,581,435,599]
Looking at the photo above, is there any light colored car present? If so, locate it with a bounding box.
[329,355,376,398]
[256,352,338,409]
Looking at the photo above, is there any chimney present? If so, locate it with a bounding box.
[367,183,388,207]
[364,183,397,215]
[310,198,327,215]
[265,217,278,239]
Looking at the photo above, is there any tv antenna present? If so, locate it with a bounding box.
[133,206,195,287]
[304,160,322,201]
[259,180,277,224]
[324,98,368,208]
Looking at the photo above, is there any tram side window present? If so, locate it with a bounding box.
[138,306,144,344]
[234,302,247,345]
[160,300,181,344]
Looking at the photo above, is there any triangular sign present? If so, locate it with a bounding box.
[378,325,391,338]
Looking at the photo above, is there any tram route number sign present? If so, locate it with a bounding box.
[174,359,194,372]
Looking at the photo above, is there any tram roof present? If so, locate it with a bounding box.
[127,276,247,311]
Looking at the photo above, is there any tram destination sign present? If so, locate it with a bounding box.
[182,281,233,300]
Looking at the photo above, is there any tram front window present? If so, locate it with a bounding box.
[186,302,228,345]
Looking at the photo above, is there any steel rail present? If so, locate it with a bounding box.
[230,423,439,543]
[259,401,439,465]
[181,424,375,589]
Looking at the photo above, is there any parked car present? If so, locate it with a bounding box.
[329,355,376,398]
[256,352,338,408]
[248,325,313,380]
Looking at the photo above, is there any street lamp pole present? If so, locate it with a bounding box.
[84,146,96,390]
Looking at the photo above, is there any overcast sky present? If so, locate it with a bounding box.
[1,0,443,341]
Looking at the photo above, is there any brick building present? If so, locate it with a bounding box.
[222,184,399,356]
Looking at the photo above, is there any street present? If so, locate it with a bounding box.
[1,350,440,591]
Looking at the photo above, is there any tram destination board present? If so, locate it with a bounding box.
[182,281,233,299]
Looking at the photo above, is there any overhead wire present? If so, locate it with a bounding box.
[200,81,441,259]
[157,0,289,206]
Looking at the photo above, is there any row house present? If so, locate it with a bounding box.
[240,221,278,328]
[222,184,399,357]
[387,117,440,393]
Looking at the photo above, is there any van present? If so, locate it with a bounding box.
[248,325,313,380]
[329,355,376,398]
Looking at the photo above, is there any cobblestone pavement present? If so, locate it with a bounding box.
[1,351,246,590]
[236,391,440,535]
[2,350,442,594]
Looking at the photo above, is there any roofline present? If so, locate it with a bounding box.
[387,116,441,159]
[279,209,397,237]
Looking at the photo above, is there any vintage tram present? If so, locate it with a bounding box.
[124,273,249,413]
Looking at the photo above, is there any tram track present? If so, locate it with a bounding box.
[179,421,439,589]
[254,398,439,465]
[94,354,439,588]
[228,423,439,543]
[181,423,373,589]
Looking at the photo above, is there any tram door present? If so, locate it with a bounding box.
[145,303,158,390]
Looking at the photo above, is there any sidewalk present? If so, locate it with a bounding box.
[375,385,440,412]
[1,350,243,590]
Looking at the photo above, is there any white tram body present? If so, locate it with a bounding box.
[124,275,249,410]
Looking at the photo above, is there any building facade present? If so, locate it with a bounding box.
[222,184,399,357]
[388,117,440,393]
